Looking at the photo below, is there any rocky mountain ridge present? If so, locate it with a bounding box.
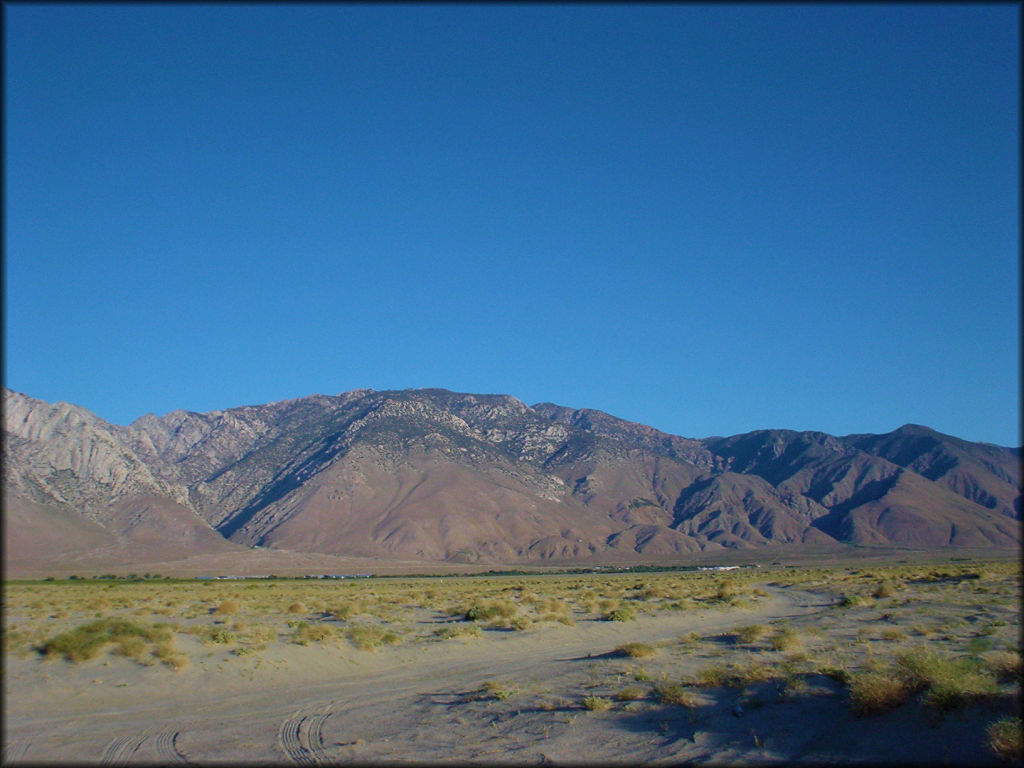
[4,387,1020,569]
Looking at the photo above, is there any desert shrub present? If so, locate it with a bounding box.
[691,659,778,688]
[112,635,148,661]
[41,619,170,662]
[979,650,1022,681]
[848,670,911,714]
[582,695,613,711]
[770,626,803,653]
[434,624,482,640]
[895,647,998,711]
[652,682,699,708]
[215,600,239,615]
[732,661,780,685]
[153,641,188,670]
[537,611,571,624]
[714,581,738,601]
[986,716,1023,761]
[465,600,516,622]
[839,595,873,608]
[921,665,999,711]
[291,622,334,645]
[873,582,898,599]
[537,597,571,615]
[346,625,401,651]
[736,625,768,644]
[617,642,657,658]
[615,686,647,701]
[244,625,277,646]
[605,607,635,622]
[849,647,999,715]
[287,602,306,614]
[637,585,665,600]
[880,628,907,642]
[482,680,519,700]
[696,664,730,687]
[510,616,533,631]
[206,628,236,645]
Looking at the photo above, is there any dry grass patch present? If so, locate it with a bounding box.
[434,624,483,640]
[604,607,635,622]
[153,640,189,670]
[346,625,402,651]
[735,625,769,644]
[770,626,803,653]
[895,646,999,711]
[979,649,1022,681]
[849,646,1002,715]
[616,642,657,658]
[615,686,647,701]
[652,681,700,708]
[839,594,873,608]
[40,618,174,665]
[482,680,519,700]
[291,622,334,645]
[582,695,613,711]
[986,716,1023,761]
[464,600,517,624]
[214,599,239,615]
[872,581,899,599]
[848,670,912,714]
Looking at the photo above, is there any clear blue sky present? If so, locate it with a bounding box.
[4,4,1020,446]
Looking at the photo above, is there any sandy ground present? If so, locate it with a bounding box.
[4,583,1018,765]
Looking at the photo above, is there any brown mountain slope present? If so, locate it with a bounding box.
[3,494,118,566]
[238,447,617,562]
[846,424,1021,518]
[810,469,1020,547]
[671,472,834,547]
[3,387,1019,570]
[700,426,1021,525]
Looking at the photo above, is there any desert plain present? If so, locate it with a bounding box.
[3,554,1021,765]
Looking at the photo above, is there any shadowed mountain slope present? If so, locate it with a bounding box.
[3,387,1019,570]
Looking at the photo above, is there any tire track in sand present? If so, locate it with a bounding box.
[2,740,31,764]
[277,705,332,765]
[153,728,191,764]
[99,732,147,765]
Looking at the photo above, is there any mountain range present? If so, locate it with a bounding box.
[3,387,1020,574]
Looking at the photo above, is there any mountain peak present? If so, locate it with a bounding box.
[893,423,939,436]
